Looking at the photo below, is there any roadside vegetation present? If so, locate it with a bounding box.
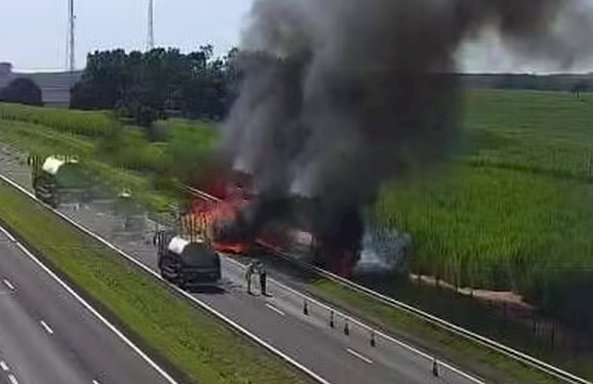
[310,279,564,384]
[0,102,117,137]
[0,102,216,214]
[2,90,593,381]
[378,90,593,334]
[0,178,306,384]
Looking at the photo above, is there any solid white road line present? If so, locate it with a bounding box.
[1,230,15,243]
[222,256,489,383]
[0,224,179,384]
[3,279,14,291]
[40,320,54,335]
[346,348,373,365]
[0,175,331,384]
[7,374,18,384]
[265,303,286,317]
[0,361,8,371]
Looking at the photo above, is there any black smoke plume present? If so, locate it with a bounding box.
[221,0,593,264]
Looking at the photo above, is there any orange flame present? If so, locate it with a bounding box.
[183,195,252,254]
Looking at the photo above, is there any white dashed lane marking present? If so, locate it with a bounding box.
[346,348,373,365]
[3,279,14,291]
[8,374,18,384]
[40,320,54,335]
[265,303,286,317]
[0,361,8,371]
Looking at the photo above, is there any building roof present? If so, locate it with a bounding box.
[0,63,82,106]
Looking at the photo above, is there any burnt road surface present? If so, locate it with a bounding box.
[0,144,481,384]
[0,229,175,384]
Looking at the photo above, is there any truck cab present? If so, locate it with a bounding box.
[32,155,90,207]
[155,231,221,288]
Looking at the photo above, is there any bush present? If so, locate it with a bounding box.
[98,129,167,172]
[0,78,43,106]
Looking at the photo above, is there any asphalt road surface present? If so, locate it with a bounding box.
[0,229,175,384]
[0,145,482,384]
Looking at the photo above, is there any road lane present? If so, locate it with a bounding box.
[61,192,477,384]
[0,230,174,384]
[0,142,481,384]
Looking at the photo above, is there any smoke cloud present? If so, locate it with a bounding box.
[221,0,593,264]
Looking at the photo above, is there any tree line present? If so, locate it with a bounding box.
[70,46,239,131]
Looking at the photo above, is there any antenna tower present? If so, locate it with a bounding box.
[66,0,75,72]
[147,0,155,50]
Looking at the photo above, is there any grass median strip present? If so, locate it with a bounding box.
[0,178,307,384]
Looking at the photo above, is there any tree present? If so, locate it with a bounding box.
[71,49,128,110]
[0,78,43,106]
[70,46,240,123]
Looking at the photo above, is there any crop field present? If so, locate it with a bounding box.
[378,90,593,328]
[0,103,117,137]
[0,103,216,174]
[2,92,593,330]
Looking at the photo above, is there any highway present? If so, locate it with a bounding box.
[0,144,482,384]
[0,228,175,384]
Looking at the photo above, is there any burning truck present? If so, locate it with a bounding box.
[184,170,364,277]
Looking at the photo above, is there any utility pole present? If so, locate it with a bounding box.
[147,0,155,50]
[67,0,75,72]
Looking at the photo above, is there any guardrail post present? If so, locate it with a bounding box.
[329,310,335,328]
[343,318,350,336]
[432,358,439,377]
[370,330,376,347]
[303,299,309,316]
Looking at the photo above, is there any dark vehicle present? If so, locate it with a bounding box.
[32,155,91,207]
[155,231,221,288]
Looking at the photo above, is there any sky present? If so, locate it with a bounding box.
[1,0,592,73]
[0,0,253,71]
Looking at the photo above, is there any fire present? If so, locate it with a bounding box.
[182,171,358,278]
[180,195,252,254]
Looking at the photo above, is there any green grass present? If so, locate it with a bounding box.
[155,118,217,140]
[0,178,306,384]
[0,120,95,157]
[0,105,217,215]
[462,91,593,181]
[378,90,593,327]
[0,104,216,181]
[0,120,176,214]
[379,167,593,291]
[0,103,117,137]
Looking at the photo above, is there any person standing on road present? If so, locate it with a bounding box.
[246,261,257,295]
[258,261,268,296]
